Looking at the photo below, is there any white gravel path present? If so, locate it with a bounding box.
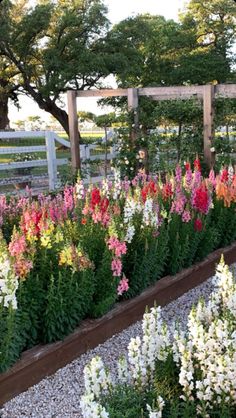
[0,270,226,418]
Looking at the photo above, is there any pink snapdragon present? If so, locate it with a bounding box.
[107,236,127,257]
[171,194,187,215]
[117,275,129,295]
[209,169,216,188]
[185,169,193,190]
[111,258,122,276]
[182,209,192,223]
[9,233,27,257]
[64,186,74,212]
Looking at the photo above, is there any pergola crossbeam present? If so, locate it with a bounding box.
[67,83,236,173]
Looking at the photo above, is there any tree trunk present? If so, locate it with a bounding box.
[23,82,70,134]
[0,93,10,130]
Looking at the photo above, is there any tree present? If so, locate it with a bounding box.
[179,0,236,83]
[109,7,235,88]
[0,0,113,134]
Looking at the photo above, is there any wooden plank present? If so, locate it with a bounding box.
[203,84,215,168]
[67,90,80,172]
[0,131,46,139]
[215,84,236,99]
[76,89,127,98]
[0,146,46,154]
[151,94,201,101]
[139,85,204,98]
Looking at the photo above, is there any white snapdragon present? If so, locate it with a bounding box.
[80,394,109,418]
[112,169,122,200]
[83,356,112,398]
[123,198,137,224]
[101,178,110,198]
[178,345,194,401]
[123,198,142,243]
[75,179,85,200]
[128,336,146,388]
[117,355,130,385]
[147,396,165,418]
[228,164,234,183]
[0,253,18,309]
[143,198,158,227]
[125,224,135,243]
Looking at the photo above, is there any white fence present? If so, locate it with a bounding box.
[0,130,116,192]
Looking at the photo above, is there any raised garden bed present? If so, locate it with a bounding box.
[1,241,236,407]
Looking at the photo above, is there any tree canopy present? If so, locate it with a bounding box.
[0,0,113,133]
[0,0,235,133]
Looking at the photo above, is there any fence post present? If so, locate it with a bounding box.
[203,84,215,169]
[85,145,91,183]
[46,131,57,191]
[67,90,81,173]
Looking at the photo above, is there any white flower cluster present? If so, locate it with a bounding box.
[123,198,142,243]
[80,258,236,418]
[101,178,110,198]
[112,169,122,200]
[80,307,170,417]
[147,396,165,418]
[75,179,85,200]
[0,252,18,309]
[143,198,158,227]
[80,394,109,418]
[174,256,236,412]
[80,356,112,418]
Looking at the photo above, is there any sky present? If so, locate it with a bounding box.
[8,0,186,127]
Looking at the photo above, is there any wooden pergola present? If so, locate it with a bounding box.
[67,84,236,172]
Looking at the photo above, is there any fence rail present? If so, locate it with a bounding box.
[0,130,116,193]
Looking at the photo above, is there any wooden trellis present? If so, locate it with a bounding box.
[67,84,236,172]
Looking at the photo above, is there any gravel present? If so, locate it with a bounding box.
[0,270,227,418]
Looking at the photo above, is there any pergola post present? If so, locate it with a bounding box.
[127,88,139,143]
[203,84,215,169]
[67,90,80,173]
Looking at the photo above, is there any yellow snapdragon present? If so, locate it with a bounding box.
[59,246,73,267]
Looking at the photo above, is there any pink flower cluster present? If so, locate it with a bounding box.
[108,236,127,282]
[108,236,127,257]
[9,232,27,257]
[117,275,129,296]
[111,258,122,276]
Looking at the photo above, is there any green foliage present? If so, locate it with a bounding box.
[123,223,169,298]
[167,214,218,275]
[89,248,116,318]
[101,384,155,418]
[0,303,30,373]
[43,269,94,343]
[212,200,236,248]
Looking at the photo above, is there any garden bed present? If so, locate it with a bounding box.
[0,241,236,407]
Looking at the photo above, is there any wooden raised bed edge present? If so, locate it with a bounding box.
[1,242,236,406]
